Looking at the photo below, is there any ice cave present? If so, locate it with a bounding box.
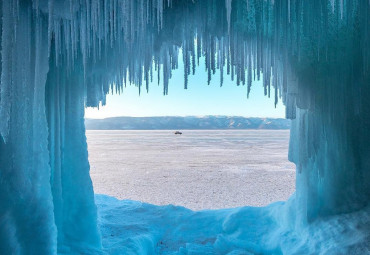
[0,0,369,254]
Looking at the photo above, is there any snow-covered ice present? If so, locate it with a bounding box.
[88,130,295,210]
[96,195,370,254]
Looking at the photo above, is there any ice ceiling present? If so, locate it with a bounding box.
[0,0,369,254]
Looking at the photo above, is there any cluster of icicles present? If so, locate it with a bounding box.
[2,0,369,130]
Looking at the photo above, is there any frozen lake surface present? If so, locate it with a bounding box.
[87,130,295,210]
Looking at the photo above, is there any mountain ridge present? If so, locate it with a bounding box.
[85,116,290,130]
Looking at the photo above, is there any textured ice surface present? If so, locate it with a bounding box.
[96,195,370,254]
[0,0,369,253]
[88,130,295,210]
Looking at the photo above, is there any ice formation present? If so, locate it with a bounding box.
[96,195,370,254]
[0,0,369,254]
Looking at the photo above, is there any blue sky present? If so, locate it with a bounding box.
[85,57,286,119]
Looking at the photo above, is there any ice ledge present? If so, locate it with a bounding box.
[95,194,370,255]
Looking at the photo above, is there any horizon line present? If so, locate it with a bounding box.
[85,115,289,120]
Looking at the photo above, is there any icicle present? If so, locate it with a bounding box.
[226,0,232,33]
[330,0,335,13]
[0,0,15,142]
[47,0,54,58]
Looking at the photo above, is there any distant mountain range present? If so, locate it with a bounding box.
[85,116,290,130]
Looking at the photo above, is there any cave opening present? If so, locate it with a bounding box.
[84,84,295,211]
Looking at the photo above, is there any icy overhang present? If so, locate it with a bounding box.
[0,0,370,253]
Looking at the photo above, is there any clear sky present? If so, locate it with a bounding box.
[85,56,286,119]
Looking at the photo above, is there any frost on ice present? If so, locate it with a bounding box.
[0,0,369,254]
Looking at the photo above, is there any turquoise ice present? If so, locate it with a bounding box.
[0,0,369,254]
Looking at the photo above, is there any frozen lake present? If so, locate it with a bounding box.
[87,130,295,210]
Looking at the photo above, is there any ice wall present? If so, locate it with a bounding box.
[287,2,370,221]
[45,52,101,252]
[0,1,56,253]
[0,0,369,253]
